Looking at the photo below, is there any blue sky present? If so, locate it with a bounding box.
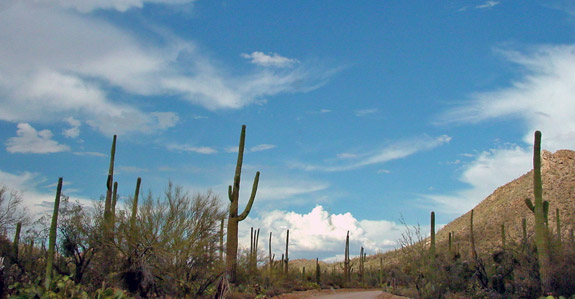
[1,0,575,260]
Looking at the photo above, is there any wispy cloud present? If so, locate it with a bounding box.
[430,44,575,215]
[250,144,276,152]
[35,0,196,13]
[0,2,334,136]
[6,123,70,154]
[292,135,451,172]
[118,166,150,173]
[476,1,500,9]
[73,151,106,157]
[437,45,575,151]
[354,108,379,117]
[0,169,93,217]
[422,146,531,215]
[166,143,218,154]
[256,180,329,202]
[241,51,300,68]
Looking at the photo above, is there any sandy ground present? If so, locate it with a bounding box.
[271,288,409,299]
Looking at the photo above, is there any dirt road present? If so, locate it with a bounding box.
[271,289,409,299]
[312,290,382,298]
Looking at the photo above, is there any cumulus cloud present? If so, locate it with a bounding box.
[292,135,451,172]
[239,206,404,260]
[6,123,70,154]
[0,2,332,136]
[241,52,300,68]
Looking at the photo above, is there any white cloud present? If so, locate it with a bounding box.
[438,45,575,151]
[239,206,403,260]
[241,52,300,68]
[34,0,195,13]
[337,153,358,159]
[476,1,500,9]
[118,166,150,173]
[0,2,333,135]
[430,45,575,215]
[292,135,451,172]
[73,151,106,157]
[0,169,93,217]
[256,179,329,202]
[6,123,70,154]
[250,144,276,152]
[354,108,378,117]
[63,117,81,138]
[423,146,531,215]
[150,112,180,129]
[167,143,217,154]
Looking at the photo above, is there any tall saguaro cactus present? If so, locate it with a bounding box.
[430,211,436,258]
[225,125,260,283]
[284,229,290,275]
[13,222,22,263]
[470,209,477,260]
[103,135,117,242]
[130,177,141,233]
[45,177,63,289]
[525,130,551,291]
[344,231,350,283]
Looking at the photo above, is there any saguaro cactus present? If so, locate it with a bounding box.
[501,223,506,248]
[225,125,260,283]
[130,177,141,233]
[268,232,273,277]
[470,209,477,260]
[556,208,561,244]
[45,177,63,289]
[284,229,290,275]
[315,258,321,284]
[344,231,350,283]
[525,131,551,291]
[249,227,260,274]
[13,222,21,263]
[359,246,366,282]
[430,211,436,257]
[103,135,117,242]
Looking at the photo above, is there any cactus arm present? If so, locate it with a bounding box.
[237,171,260,221]
[543,200,549,226]
[525,198,535,212]
[228,185,233,202]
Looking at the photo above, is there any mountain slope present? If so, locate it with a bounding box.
[435,149,575,256]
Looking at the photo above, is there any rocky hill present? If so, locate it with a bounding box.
[435,149,575,257]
